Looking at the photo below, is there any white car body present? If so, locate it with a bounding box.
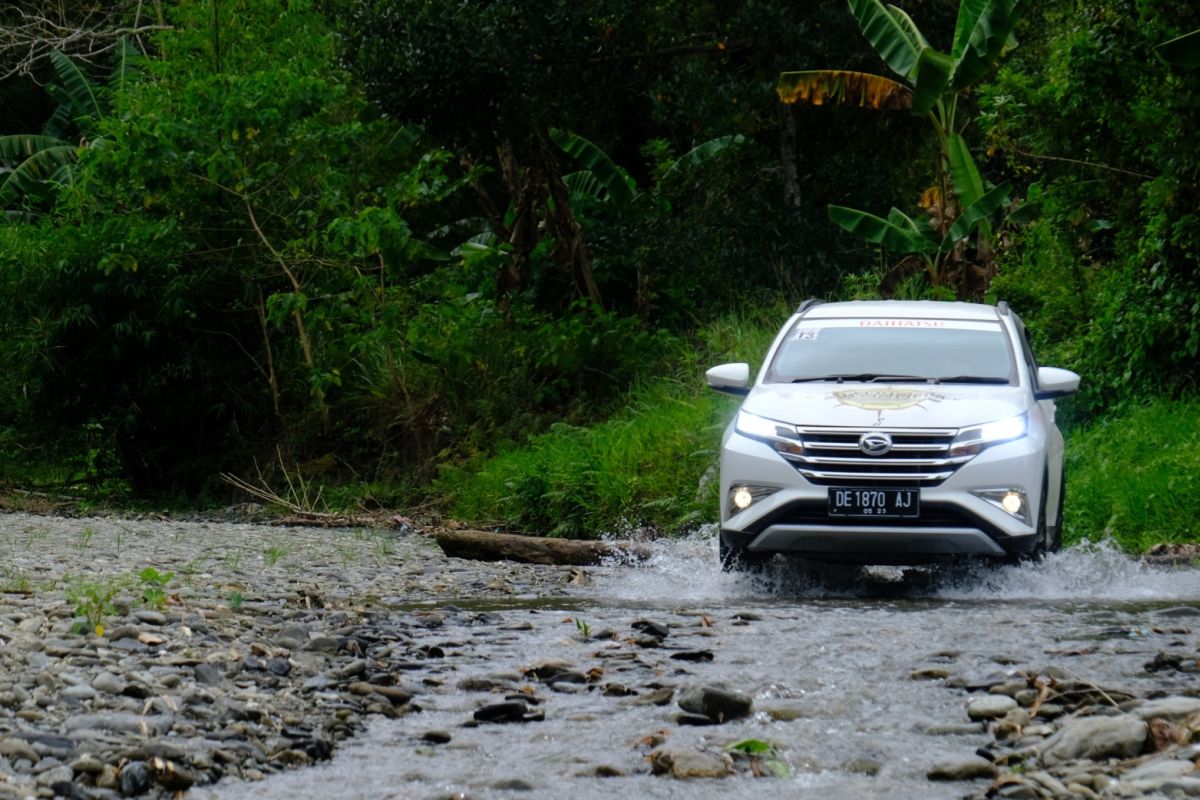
[707,300,1080,568]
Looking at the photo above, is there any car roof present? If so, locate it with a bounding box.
[802,300,1003,321]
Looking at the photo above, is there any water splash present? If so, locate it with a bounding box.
[597,529,1200,604]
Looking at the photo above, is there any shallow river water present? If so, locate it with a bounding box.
[213,536,1200,800]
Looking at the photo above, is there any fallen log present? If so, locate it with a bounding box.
[434,528,652,566]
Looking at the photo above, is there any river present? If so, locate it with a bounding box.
[211,535,1200,800]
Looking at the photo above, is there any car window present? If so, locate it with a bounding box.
[766,318,1016,383]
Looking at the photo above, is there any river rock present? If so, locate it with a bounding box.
[1134,696,1200,722]
[927,759,996,780]
[649,746,733,779]
[91,671,126,695]
[1038,714,1148,766]
[967,695,1018,720]
[119,760,152,795]
[677,686,753,723]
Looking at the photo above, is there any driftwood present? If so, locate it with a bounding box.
[434,529,652,566]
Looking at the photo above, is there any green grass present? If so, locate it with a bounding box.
[437,307,788,538]
[1064,397,1200,552]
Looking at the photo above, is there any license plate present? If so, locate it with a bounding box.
[828,487,920,518]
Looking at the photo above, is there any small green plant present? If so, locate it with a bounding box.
[371,532,394,563]
[223,548,243,571]
[138,567,174,610]
[336,543,357,568]
[726,738,790,778]
[75,527,95,553]
[65,575,126,636]
[228,591,244,610]
[263,542,289,567]
[574,617,591,639]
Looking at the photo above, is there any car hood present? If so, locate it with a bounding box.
[743,383,1028,430]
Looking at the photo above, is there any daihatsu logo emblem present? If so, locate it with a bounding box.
[859,432,893,456]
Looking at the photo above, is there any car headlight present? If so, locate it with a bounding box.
[972,488,1029,522]
[949,413,1028,458]
[729,484,780,512]
[735,411,804,458]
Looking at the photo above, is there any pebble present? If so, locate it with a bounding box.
[676,685,753,723]
[967,694,1018,720]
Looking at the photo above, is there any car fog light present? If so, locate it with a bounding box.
[732,487,754,510]
[972,488,1028,522]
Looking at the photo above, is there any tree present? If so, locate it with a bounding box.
[776,0,1024,294]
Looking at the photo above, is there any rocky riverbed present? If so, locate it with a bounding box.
[0,513,1196,799]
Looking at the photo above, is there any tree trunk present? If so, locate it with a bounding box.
[778,101,802,213]
[537,129,603,307]
[435,529,651,566]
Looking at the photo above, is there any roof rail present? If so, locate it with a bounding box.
[996,300,1010,316]
[795,298,823,315]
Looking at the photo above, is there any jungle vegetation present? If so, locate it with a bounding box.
[1,0,1197,549]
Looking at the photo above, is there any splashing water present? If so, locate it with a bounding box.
[597,528,1200,605]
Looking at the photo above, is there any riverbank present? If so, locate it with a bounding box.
[0,513,1196,799]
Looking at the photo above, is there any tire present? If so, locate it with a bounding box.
[1048,468,1065,553]
[719,537,770,573]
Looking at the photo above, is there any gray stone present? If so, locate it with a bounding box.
[91,671,126,695]
[133,610,166,625]
[677,686,753,723]
[1038,714,1147,766]
[842,758,881,776]
[649,746,733,779]
[1135,696,1200,722]
[1122,758,1196,784]
[1159,778,1200,797]
[274,623,309,649]
[62,684,97,700]
[34,764,73,787]
[910,667,950,680]
[119,760,151,795]
[967,694,1018,720]
[194,663,224,686]
[927,759,996,781]
[0,738,39,764]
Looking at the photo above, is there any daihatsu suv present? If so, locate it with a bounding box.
[706,300,1080,570]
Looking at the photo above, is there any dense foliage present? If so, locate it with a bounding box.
[0,0,1196,549]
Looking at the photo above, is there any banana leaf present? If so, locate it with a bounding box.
[848,0,921,79]
[776,70,911,109]
[49,50,101,122]
[828,204,938,254]
[911,47,953,117]
[662,134,744,180]
[550,128,637,206]
[949,0,1022,89]
[947,132,985,206]
[0,135,77,205]
[943,180,1011,245]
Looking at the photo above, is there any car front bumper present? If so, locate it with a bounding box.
[719,430,1045,565]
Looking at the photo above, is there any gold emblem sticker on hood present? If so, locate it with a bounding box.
[832,388,947,425]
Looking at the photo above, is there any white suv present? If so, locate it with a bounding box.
[706,300,1080,570]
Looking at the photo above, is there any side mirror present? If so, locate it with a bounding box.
[1035,366,1081,400]
[706,363,751,396]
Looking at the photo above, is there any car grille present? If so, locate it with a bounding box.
[781,426,968,487]
[748,501,1006,540]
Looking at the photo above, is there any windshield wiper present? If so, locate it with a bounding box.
[933,375,1012,385]
[791,373,932,384]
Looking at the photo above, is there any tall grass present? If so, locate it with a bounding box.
[1063,398,1200,552]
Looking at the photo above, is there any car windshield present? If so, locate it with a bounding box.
[766,318,1016,384]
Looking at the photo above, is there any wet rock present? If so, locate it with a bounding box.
[420,730,452,744]
[1154,605,1200,618]
[631,620,670,639]
[1038,714,1148,766]
[842,757,881,776]
[670,650,714,663]
[119,760,152,795]
[677,686,753,723]
[458,676,516,693]
[967,695,1018,720]
[910,667,950,681]
[635,687,675,706]
[761,703,808,722]
[927,759,996,781]
[492,778,535,791]
[473,700,542,723]
[675,712,718,726]
[649,746,733,779]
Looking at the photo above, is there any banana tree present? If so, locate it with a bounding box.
[776,0,1025,292]
[0,40,137,213]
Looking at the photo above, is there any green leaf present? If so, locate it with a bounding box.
[886,5,929,52]
[549,128,637,205]
[0,135,77,205]
[944,180,1012,244]
[829,204,938,254]
[848,0,921,78]
[947,132,985,206]
[949,0,1022,89]
[911,47,953,117]
[49,50,101,122]
[726,738,773,754]
[108,37,140,96]
[662,134,744,181]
